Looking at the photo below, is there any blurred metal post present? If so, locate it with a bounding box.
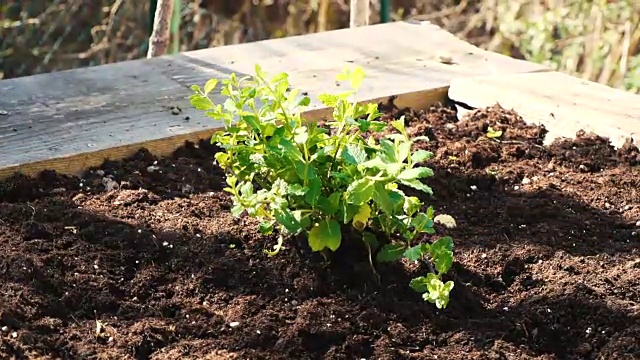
[350,0,370,28]
[169,0,181,54]
[379,0,390,23]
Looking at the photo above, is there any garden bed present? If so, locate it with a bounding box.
[1,101,639,359]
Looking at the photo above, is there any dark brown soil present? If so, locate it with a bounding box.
[1,103,639,360]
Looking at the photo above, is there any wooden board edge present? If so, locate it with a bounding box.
[447,72,640,149]
[0,87,449,180]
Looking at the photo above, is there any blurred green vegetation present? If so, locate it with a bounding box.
[1,0,638,93]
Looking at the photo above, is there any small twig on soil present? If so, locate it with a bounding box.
[490,138,545,149]
[27,205,36,221]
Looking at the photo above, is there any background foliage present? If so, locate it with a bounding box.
[1,0,639,93]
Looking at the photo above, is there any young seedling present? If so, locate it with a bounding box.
[189,65,456,309]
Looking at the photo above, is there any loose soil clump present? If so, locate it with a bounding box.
[1,103,639,360]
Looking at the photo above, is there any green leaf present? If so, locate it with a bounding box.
[204,79,218,95]
[487,127,503,139]
[362,232,380,252]
[397,167,435,181]
[409,276,430,293]
[429,236,454,274]
[426,206,435,219]
[431,236,454,253]
[292,210,311,229]
[411,213,434,233]
[297,96,311,107]
[390,118,405,133]
[288,183,307,196]
[295,161,317,182]
[403,196,421,216]
[340,202,360,224]
[242,115,261,132]
[399,179,434,195]
[348,66,366,89]
[223,98,237,112]
[270,72,289,84]
[254,64,266,78]
[317,94,339,107]
[379,139,397,163]
[274,208,302,234]
[404,244,427,262]
[343,144,368,165]
[345,178,374,205]
[189,94,214,111]
[412,150,433,163]
[279,139,305,162]
[305,177,322,206]
[359,156,387,169]
[377,243,406,262]
[373,183,394,214]
[259,221,274,235]
[419,274,454,309]
[317,192,341,215]
[352,203,371,231]
[397,141,412,162]
[387,189,406,211]
[308,219,342,252]
[369,121,387,132]
[293,126,308,144]
[230,203,245,217]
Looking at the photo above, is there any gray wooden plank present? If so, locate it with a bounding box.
[0,21,546,178]
[448,71,640,148]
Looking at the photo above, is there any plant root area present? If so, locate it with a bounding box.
[1,103,639,360]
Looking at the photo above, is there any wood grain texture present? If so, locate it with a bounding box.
[448,71,640,148]
[0,21,546,179]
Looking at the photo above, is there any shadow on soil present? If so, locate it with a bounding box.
[1,139,638,359]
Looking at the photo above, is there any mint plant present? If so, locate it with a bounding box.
[189,65,455,309]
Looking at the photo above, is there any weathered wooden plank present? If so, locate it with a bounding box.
[448,71,640,148]
[0,21,546,179]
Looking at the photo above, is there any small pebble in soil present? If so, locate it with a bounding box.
[635,220,640,227]
[96,169,105,176]
[229,322,240,328]
[521,177,531,185]
[11,332,17,338]
[1,326,8,332]
[102,177,119,191]
[470,185,477,191]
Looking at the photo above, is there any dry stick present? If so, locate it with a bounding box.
[317,0,330,32]
[349,0,369,28]
[147,0,175,58]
